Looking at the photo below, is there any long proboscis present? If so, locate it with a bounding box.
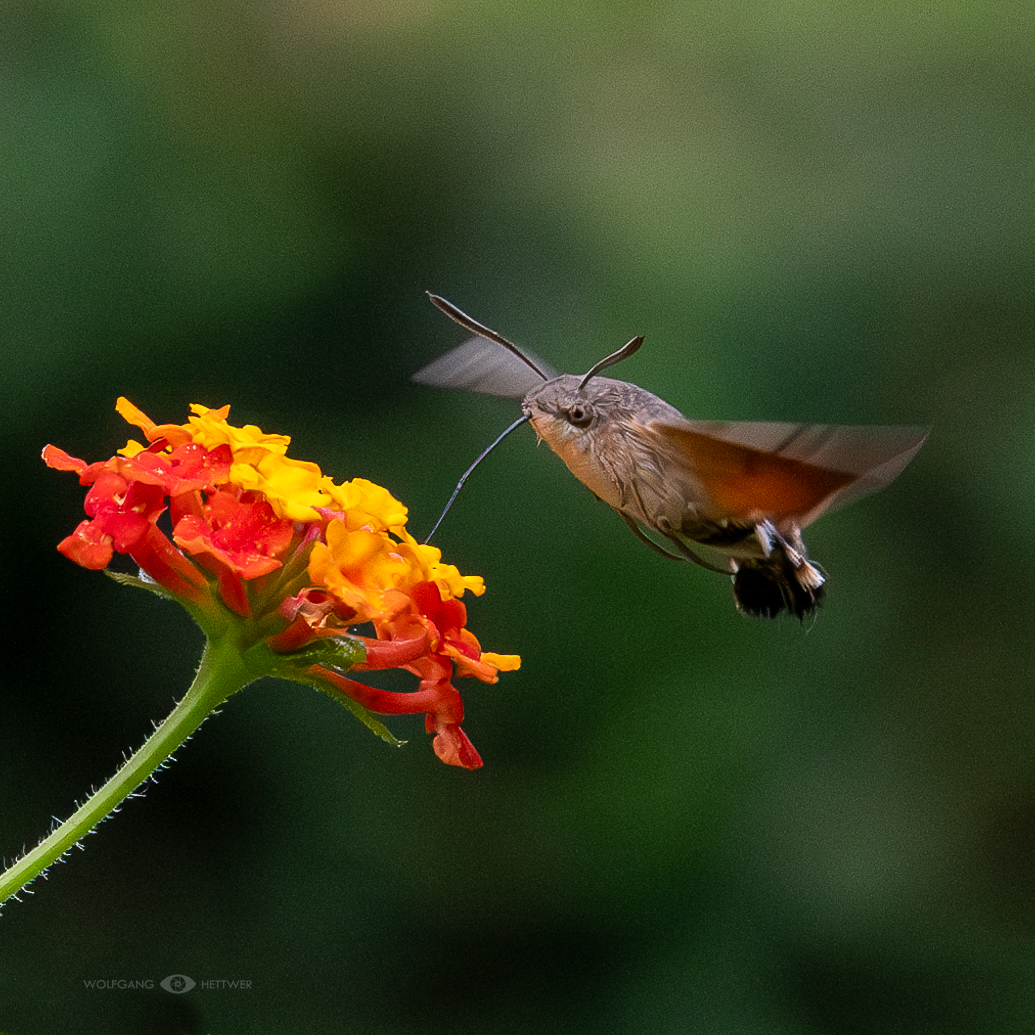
[423,413,532,544]
[426,293,551,382]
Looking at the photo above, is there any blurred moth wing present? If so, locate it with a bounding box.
[412,334,555,398]
[648,418,928,529]
[415,293,556,396]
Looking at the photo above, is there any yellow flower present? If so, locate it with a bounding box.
[47,398,520,769]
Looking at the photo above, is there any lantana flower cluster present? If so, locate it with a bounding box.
[42,398,519,768]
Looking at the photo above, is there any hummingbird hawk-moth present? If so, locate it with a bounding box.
[414,293,926,619]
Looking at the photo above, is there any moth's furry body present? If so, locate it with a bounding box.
[525,375,724,534]
[416,294,926,619]
[523,375,828,617]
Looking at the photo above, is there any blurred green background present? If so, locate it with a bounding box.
[3,1,1034,1032]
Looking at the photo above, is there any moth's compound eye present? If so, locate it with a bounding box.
[566,402,594,428]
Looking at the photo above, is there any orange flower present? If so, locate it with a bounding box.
[43,399,519,768]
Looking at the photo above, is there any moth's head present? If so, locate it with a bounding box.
[521,332,648,437]
[522,375,651,451]
[523,375,598,432]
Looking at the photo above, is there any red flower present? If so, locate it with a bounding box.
[43,399,519,767]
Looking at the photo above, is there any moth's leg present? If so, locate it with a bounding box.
[653,515,734,573]
[619,512,685,562]
[620,512,730,573]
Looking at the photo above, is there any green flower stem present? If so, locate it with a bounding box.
[0,632,261,907]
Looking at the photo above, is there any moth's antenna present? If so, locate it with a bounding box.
[579,336,645,390]
[427,293,551,382]
[423,413,532,544]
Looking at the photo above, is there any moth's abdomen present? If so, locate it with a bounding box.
[731,548,826,620]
